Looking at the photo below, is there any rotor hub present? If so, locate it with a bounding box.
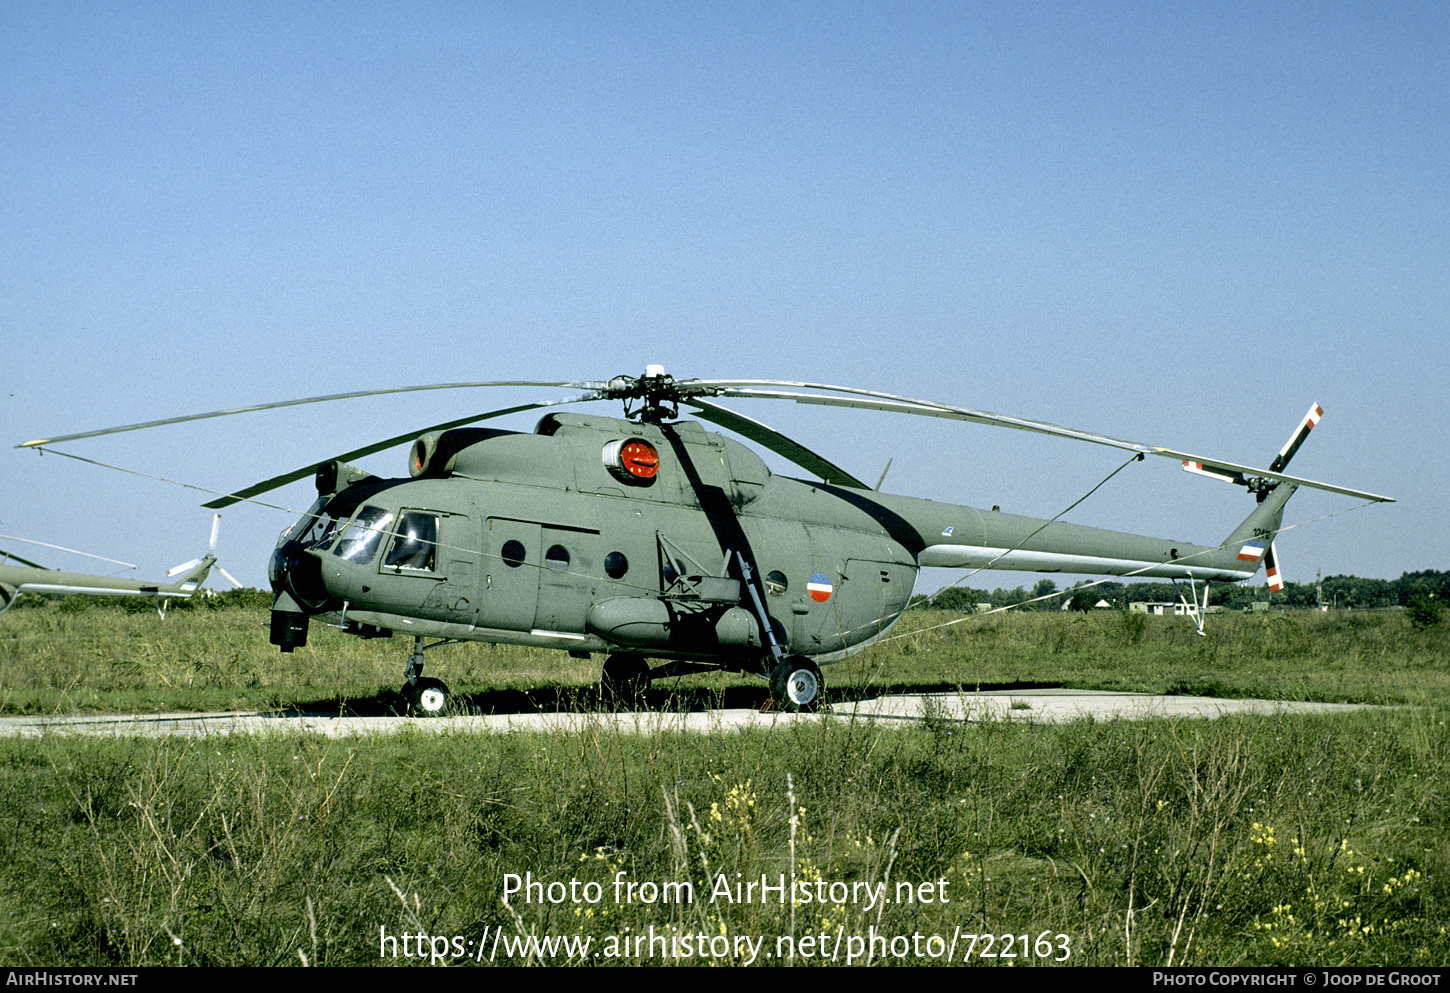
[604,366,717,423]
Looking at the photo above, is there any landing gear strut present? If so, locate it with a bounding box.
[401,636,455,717]
[728,551,823,713]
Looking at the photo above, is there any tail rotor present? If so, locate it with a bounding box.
[165,514,241,589]
[1185,403,1324,591]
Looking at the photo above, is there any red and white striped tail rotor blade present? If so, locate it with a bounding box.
[1181,460,1247,485]
[1270,403,1323,473]
[1265,542,1285,593]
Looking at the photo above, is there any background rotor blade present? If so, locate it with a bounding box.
[18,380,606,449]
[0,535,137,570]
[201,394,600,508]
[166,513,225,575]
[166,558,202,577]
[681,399,871,489]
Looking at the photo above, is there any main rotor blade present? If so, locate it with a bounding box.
[685,382,1393,503]
[0,549,52,570]
[18,380,606,449]
[693,382,1161,452]
[202,393,600,509]
[1150,449,1393,503]
[681,399,870,489]
[710,384,1167,453]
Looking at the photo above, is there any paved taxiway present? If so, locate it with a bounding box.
[0,689,1379,738]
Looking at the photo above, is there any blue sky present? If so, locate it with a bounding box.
[3,1,1444,595]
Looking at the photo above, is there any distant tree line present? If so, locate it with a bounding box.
[916,570,1450,614]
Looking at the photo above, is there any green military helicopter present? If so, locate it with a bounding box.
[0,515,232,616]
[19,368,1392,715]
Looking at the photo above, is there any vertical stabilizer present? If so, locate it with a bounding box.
[1221,482,1296,583]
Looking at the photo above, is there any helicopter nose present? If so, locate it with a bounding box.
[267,544,308,651]
[269,541,336,614]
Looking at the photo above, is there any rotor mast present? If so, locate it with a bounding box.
[607,365,696,424]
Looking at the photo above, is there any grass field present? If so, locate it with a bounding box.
[0,602,1445,966]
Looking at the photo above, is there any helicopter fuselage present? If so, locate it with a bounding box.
[266,411,1265,671]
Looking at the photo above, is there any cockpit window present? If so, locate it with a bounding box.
[333,506,394,564]
[286,498,343,551]
[281,498,327,543]
[384,510,438,572]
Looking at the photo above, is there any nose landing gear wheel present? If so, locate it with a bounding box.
[407,677,453,717]
[770,656,823,712]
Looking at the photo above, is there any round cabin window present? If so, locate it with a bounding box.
[545,544,570,572]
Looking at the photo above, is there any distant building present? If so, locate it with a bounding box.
[1131,601,1224,616]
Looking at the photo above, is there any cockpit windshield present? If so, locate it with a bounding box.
[333,506,394,564]
[281,498,343,551]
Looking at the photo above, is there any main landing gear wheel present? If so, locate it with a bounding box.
[407,677,453,717]
[770,656,823,712]
[600,653,652,707]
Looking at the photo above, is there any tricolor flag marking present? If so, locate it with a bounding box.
[1237,540,1268,562]
[807,573,833,603]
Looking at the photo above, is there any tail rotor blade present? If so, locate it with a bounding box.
[1270,403,1323,473]
[1265,542,1284,593]
[1175,403,1389,502]
[1182,460,1248,486]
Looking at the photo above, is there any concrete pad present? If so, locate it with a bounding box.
[0,690,1380,738]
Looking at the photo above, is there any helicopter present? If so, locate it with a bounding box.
[17,368,1392,715]
[0,515,233,617]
